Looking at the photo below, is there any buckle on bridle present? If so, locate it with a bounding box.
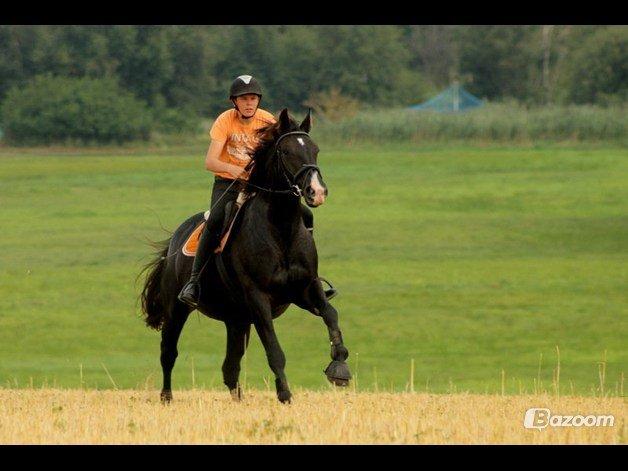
[291,184,302,197]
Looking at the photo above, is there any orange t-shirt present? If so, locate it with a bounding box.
[209,108,276,180]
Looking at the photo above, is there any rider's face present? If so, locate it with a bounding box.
[234,94,260,118]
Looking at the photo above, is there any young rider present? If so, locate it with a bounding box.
[178,75,335,308]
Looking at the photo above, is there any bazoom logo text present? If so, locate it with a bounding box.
[524,408,615,429]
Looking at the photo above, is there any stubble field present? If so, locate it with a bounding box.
[0,388,624,444]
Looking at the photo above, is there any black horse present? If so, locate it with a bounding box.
[139,109,351,403]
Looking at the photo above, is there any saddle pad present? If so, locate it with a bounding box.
[182,220,206,256]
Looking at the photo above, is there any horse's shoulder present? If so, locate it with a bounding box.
[239,195,269,225]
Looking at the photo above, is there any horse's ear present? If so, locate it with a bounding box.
[300,108,312,133]
[278,108,291,132]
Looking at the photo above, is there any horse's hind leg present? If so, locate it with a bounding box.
[222,321,251,401]
[160,305,190,403]
[299,280,351,386]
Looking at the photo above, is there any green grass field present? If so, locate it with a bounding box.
[1,143,626,395]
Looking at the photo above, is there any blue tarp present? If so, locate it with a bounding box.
[409,84,483,113]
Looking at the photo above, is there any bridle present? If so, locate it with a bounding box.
[243,130,322,198]
[274,131,322,197]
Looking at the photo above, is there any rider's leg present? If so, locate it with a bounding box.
[178,178,239,307]
[186,213,222,279]
[300,204,337,300]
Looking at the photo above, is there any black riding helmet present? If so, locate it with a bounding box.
[229,75,263,100]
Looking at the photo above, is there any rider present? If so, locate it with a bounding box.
[178,74,336,308]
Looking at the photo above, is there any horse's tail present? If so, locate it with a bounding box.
[138,238,171,331]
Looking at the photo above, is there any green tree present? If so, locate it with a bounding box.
[104,26,174,107]
[559,26,628,104]
[403,25,459,89]
[456,26,539,101]
[312,26,428,107]
[161,26,222,115]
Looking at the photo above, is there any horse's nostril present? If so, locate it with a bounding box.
[306,187,315,196]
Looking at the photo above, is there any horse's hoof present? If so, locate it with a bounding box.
[324,360,352,387]
[230,387,242,402]
[160,390,173,404]
[277,390,292,404]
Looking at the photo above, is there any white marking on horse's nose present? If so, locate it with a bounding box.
[310,172,326,205]
[297,138,305,146]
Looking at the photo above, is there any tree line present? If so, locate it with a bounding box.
[1,25,625,118]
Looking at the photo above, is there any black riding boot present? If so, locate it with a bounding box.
[178,223,218,308]
[301,204,337,301]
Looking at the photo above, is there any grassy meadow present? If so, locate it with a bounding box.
[0,142,626,395]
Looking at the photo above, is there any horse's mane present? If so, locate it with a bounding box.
[241,115,300,195]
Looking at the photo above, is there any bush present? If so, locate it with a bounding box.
[150,99,201,135]
[1,75,153,145]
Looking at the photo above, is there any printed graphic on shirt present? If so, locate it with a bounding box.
[226,133,259,162]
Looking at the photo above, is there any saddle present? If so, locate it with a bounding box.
[182,191,251,257]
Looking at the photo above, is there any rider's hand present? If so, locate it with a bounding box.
[228,165,247,180]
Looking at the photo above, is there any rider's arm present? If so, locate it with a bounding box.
[204,140,245,179]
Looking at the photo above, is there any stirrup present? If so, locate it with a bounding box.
[318,277,338,301]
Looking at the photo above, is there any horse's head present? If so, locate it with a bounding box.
[274,108,327,207]
[248,108,328,207]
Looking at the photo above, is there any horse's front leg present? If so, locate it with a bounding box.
[253,318,292,403]
[300,280,351,386]
[248,294,292,403]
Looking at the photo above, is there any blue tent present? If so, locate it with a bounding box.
[409,83,483,112]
